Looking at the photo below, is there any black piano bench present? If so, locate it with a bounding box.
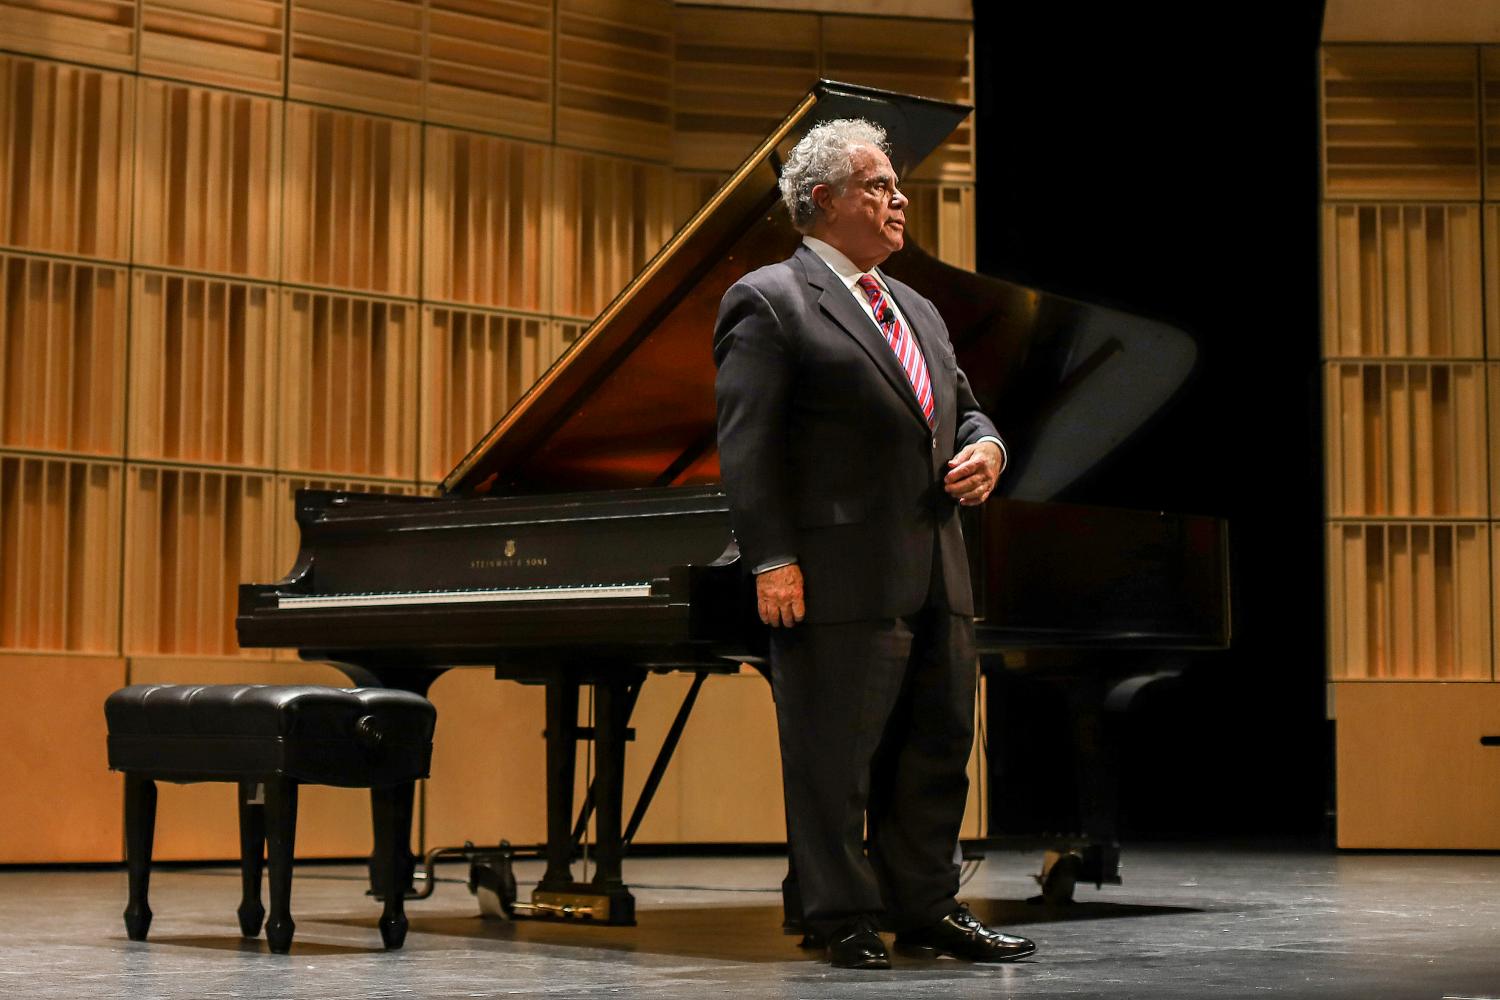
[104,684,436,954]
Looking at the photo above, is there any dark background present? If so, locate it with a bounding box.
[972,3,1331,838]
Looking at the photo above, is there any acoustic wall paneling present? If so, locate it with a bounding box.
[555,0,674,161]
[819,14,973,182]
[1321,45,1482,200]
[0,653,126,862]
[0,0,137,71]
[283,104,421,296]
[0,56,134,260]
[905,182,976,270]
[420,307,573,480]
[279,290,419,479]
[1487,204,1500,357]
[133,79,282,278]
[426,0,554,138]
[0,456,123,653]
[288,0,425,120]
[122,466,277,655]
[0,254,128,456]
[1326,521,1491,681]
[139,0,287,96]
[424,127,551,310]
[1484,47,1498,200]
[127,655,381,861]
[1322,203,1483,358]
[1323,362,1486,518]
[129,271,277,467]
[551,149,673,319]
[672,6,820,172]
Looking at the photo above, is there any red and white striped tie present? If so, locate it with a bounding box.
[856,273,934,424]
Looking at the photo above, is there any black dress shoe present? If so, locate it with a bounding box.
[826,918,890,970]
[894,904,1036,962]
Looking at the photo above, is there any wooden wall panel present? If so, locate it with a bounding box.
[1487,204,1500,358]
[0,0,136,71]
[1327,521,1490,680]
[140,0,287,95]
[134,80,282,278]
[904,183,975,270]
[671,170,722,231]
[0,653,126,862]
[0,456,122,653]
[1484,47,1499,199]
[122,466,276,655]
[1323,362,1486,518]
[1322,45,1481,200]
[288,0,424,119]
[0,255,127,456]
[0,56,133,260]
[127,656,379,860]
[556,0,674,161]
[420,307,572,480]
[820,15,973,182]
[672,7,819,172]
[1335,682,1500,848]
[552,150,673,319]
[279,290,418,479]
[283,105,421,296]
[129,272,277,467]
[424,128,550,310]
[427,0,553,139]
[1322,203,1483,358]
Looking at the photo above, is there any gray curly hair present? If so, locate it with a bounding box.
[778,118,890,233]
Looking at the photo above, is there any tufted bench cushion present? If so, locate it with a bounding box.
[105,684,434,786]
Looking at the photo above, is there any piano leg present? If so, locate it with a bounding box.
[588,676,636,924]
[540,676,580,891]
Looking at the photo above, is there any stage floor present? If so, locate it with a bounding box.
[4,844,1499,999]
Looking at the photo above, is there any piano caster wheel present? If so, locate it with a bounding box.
[1028,850,1081,905]
[469,856,517,919]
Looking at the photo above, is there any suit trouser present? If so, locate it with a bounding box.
[770,602,977,935]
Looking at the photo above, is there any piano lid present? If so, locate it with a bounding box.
[439,80,971,497]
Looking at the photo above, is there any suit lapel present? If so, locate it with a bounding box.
[797,245,931,428]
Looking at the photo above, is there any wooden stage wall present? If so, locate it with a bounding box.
[0,1,979,863]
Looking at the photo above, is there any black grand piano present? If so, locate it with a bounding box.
[238,81,1229,923]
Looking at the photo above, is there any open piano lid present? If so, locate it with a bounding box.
[439,80,971,497]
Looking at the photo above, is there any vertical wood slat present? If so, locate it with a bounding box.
[0,0,137,71]
[0,56,134,260]
[1487,205,1500,359]
[280,290,417,478]
[819,14,973,182]
[1322,45,1481,200]
[0,254,127,456]
[424,127,550,310]
[0,455,122,653]
[556,0,674,162]
[551,149,672,319]
[140,0,287,96]
[289,0,423,119]
[1328,521,1491,680]
[1322,204,1482,359]
[1325,362,1486,518]
[904,183,975,270]
[134,79,282,278]
[671,6,819,172]
[421,306,570,480]
[123,465,275,655]
[129,271,276,467]
[283,105,421,296]
[427,0,553,139]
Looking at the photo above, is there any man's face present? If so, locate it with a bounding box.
[811,143,907,270]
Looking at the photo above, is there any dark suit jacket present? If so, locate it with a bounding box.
[713,243,1000,624]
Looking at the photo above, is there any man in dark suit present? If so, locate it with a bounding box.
[713,118,1037,969]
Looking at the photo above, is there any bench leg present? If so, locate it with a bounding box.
[237,780,267,938]
[264,777,298,954]
[371,782,414,950]
[123,774,156,941]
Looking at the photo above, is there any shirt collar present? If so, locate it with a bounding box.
[802,236,885,291]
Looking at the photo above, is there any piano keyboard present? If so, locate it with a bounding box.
[279,583,654,610]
